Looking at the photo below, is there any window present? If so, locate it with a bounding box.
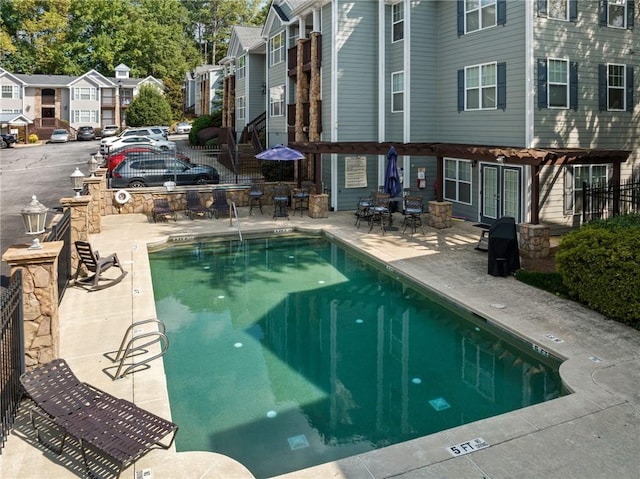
[548,59,568,108]
[444,159,472,204]
[609,0,627,28]
[607,64,626,110]
[599,63,633,112]
[465,0,497,33]
[392,2,404,42]
[538,0,578,21]
[270,31,285,66]
[548,0,568,19]
[74,87,97,101]
[72,110,99,123]
[391,71,404,112]
[538,58,578,110]
[237,96,246,120]
[237,55,245,80]
[565,165,608,215]
[464,63,497,110]
[1,85,18,99]
[269,85,284,117]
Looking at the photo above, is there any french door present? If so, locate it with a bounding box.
[480,165,521,225]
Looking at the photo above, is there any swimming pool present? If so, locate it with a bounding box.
[150,234,564,478]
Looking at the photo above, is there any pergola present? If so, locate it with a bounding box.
[289,141,631,224]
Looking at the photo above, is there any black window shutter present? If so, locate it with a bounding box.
[570,62,578,110]
[537,59,548,109]
[458,69,465,111]
[497,0,507,25]
[497,62,507,110]
[599,0,608,26]
[569,0,578,22]
[598,64,607,111]
[457,0,465,36]
[627,66,634,112]
[628,0,635,29]
[537,0,547,17]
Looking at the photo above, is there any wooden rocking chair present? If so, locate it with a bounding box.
[73,241,127,292]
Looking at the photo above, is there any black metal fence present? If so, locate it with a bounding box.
[582,177,640,223]
[45,208,71,302]
[0,270,24,454]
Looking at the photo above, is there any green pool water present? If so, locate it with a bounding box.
[150,234,564,478]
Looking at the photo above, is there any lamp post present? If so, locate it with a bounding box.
[20,195,48,249]
[117,79,123,129]
[71,167,85,196]
[88,155,98,177]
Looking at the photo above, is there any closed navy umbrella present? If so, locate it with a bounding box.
[384,146,401,198]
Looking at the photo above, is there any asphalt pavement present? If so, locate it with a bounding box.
[0,140,101,288]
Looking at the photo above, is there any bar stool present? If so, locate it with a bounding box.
[248,180,264,215]
[355,195,373,228]
[369,193,391,234]
[291,181,312,217]
[402,195,425,235]
[272,184,290,219]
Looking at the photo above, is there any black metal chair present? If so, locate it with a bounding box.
[402,195,425,235]
[273,184,290,219]
[291,181,313,217]
[212,188,230,219]
[355,194,374,228]
[248,180,265,215]
[186,191,212,220]
[369,192,391,234]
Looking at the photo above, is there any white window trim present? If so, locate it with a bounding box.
[270,31,285,66]
[607,63,626,111]
[269,85,284,117]
[465,0,497,34]
[465,62,497,111]
[444,158,473,205]
[237,96,246,120]
[391,71,404,113]
[547,58,569,109]
[392,2,404,42]
[572,164,609,215]
[1,85,18,99]
[237,55,246,80]
[608,0,627,28]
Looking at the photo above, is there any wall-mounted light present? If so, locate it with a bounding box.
[496,155,506,164]
[471,160,478,168]
[261,82,267,94]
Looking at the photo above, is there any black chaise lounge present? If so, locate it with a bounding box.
[74,241,128,292]
[20,359,178,478]
[186,191,212,219]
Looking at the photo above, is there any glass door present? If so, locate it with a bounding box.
[480,165,521,225]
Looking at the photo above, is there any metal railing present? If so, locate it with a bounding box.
[0,270,24,454]
[45,208,72,303]
[582,177,640,223]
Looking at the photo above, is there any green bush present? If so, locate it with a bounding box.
[28,133,39,143]
[514,270,569,297]
[556,215,640,328]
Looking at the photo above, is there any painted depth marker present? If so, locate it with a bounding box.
[446,437,489,457]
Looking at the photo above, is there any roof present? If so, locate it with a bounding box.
[0,113,33,125]
[288,141,632,166]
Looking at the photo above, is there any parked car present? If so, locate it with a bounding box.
[100,126,168,151]
[101,125,119,137]
[0,133,17,148]
[105,146,191,174]
[111,157,219,188]
[100,135,175,154]
[76,126,96,141]
[175,122,192,134]
[50,129,70,143]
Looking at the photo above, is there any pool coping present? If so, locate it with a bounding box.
[3,210,639,479]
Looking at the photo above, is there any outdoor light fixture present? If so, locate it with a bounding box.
[20,195,48,250]
[261,81,267,94]
[496,155,506,164]
[88,155,98,177]
[71,167,85,196]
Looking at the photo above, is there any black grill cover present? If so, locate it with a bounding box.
[487,217,521,276]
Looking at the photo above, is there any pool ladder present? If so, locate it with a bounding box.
[102,318,169,380]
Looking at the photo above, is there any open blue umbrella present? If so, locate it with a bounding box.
[384,146,401,198]
[256,144,305,181]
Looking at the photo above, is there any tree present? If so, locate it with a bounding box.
[125,84,173,127]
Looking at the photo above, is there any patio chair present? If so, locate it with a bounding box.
[291,181,313,217]
[273,184,290,219]
[369,192,391,234]
[212,188,230,219]
[186,191,212,220]
[152,197,177,223]
[402,195,426,235]
[248,180,265,215]
[20,359,178,479]
[355,192,375,228]
[73,241,127,292]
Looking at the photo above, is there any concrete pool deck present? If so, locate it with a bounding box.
[1,208,639,479]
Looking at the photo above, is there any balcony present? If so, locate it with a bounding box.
[287,36,322,77]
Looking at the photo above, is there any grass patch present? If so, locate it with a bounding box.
[514,270,571,298]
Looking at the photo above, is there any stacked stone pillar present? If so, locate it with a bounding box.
[428,201,453,229]
[519,223,551,259]
[60,195,91,277]
[308,194,329,218]
[2,242,63,368]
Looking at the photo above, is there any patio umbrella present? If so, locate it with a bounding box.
[384,146,401,198]
[256,144,305,181]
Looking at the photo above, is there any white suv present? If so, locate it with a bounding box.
[100,126,167,152]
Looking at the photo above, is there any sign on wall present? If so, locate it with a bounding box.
[345,156,367,188]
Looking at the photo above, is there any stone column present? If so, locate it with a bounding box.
[84,176,102,234]
[519,223,551,259]
[60,195,91,277]
[308,194,329,218]
[2,242,64,368]
[428,201,453,229]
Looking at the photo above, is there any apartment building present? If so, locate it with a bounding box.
[0,63,163,138]
[221,0,637,232]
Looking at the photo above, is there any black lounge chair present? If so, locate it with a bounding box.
[186,191,212,220]
[74,241,127,292]
[20,359,178,478]
[212,188,230,219]
[152,197,177,223]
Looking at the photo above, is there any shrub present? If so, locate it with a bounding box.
[556,215,640,328]
[28,133,39,143]
[514,270,569,297]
